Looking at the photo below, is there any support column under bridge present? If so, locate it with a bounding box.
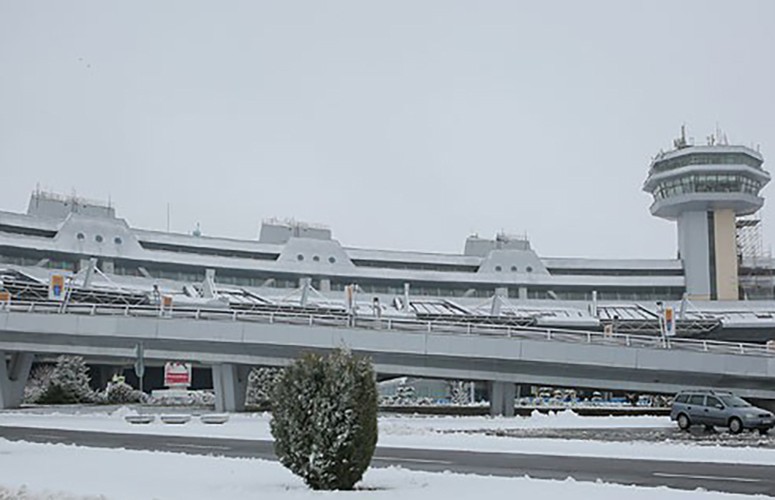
[0,352,34,409]
[489,381,515,417]
[212,364,250,412]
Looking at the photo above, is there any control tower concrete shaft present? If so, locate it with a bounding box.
[643,131,770,300]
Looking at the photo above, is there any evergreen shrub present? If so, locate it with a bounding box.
[270,349,378,490]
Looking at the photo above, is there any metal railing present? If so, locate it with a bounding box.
[1,300,774,358]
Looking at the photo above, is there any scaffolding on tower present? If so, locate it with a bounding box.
[736,212,774,300]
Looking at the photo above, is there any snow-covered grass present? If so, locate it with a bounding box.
[0,438,761,500]
[2,408,775,465]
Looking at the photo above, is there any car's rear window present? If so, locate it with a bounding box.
[674,394,689,404]
[688,395,705,405]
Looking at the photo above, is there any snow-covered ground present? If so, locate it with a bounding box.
[1,408,774,499]
[0,438,764,500]
[2,408,774,465]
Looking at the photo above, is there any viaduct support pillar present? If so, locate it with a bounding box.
[0,352,34,409]
[212,364,250,412]
[488,380,515,417]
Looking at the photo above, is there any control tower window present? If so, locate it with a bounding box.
[76,233,85,241]
[297,254,304,261]
[329,256,336,264]
[495,265,502,272]
[313,255,320,262]
[95,235,103,243]
[510,266,517,272]
[114,237,123,245]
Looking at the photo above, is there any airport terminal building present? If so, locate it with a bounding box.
[1,133,774,342]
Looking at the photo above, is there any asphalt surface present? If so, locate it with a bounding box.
[1,425,774,496]
[479,426,775,448]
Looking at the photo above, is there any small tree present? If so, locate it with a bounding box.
[105,380,145,404]
[394,378,415,405]
[449,380,472,405]
[37,355,94,404]
[270,349,378,491]
[23,364,55,404]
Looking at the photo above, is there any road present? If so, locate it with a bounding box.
[1,425,773,496]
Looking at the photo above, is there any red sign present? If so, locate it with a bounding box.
[164,362,192,387]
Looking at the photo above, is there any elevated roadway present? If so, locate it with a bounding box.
[1,302,774,414]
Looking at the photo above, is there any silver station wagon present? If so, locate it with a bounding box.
[670,390,774,435]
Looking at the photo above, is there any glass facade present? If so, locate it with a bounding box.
[651,152,762,174]
[522,286,683,301]
[351,259,479,273]
[547,268,683,277]
[138,241,279,261]
[651,173,762,200]
[0,248,76,271]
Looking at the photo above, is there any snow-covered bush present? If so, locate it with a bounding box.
[246,367,283,406]
[146,390,215,406]
[22,364,55,404]
[36,356,94,404]
[449,381,473,405]
[104,381,145,404]
[270,349,378,491]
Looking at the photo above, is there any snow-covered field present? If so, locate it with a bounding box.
[1,408,774,499]
[0,438,764,500]
[1,408,774,465]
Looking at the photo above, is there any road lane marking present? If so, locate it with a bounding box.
[653,472,761,483]
[166,443,232,451]
[378,456,453,465]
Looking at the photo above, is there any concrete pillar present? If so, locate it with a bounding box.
[212,364,250,412]
[488,380,515,417]
[518,287,528,300]
[0,352,34,409]
[713,209,739,300]
[491,287,508,316]
[319,278,331,293]
[101,259,115,275]
[78,258,91,273]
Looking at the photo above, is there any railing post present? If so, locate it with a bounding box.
[90,304,96,315]
[427,321,432,333]
[546,329,552,340]
[28,303,34,313]
[467,324,471,335]
[507,327,512,338]
[269,313,274,324]
[309,315,313,326]
[703,341,708,352]
[586,332,591,343]
[387,319,392,330]
[625,335,631,347]
[232,311,237,321]
[739,343,745,354]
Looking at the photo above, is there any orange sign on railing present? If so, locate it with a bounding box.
[0,291,10,308]
[49,275,65,301]
[159,295,173,317]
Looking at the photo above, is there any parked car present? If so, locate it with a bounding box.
[670,390,774,435]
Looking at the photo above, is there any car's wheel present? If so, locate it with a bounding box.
[677,413,691,431]
[729,417,744,435]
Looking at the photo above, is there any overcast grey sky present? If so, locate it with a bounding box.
[1,1,774,258]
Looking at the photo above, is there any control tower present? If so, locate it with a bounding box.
[643,128,770,300]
